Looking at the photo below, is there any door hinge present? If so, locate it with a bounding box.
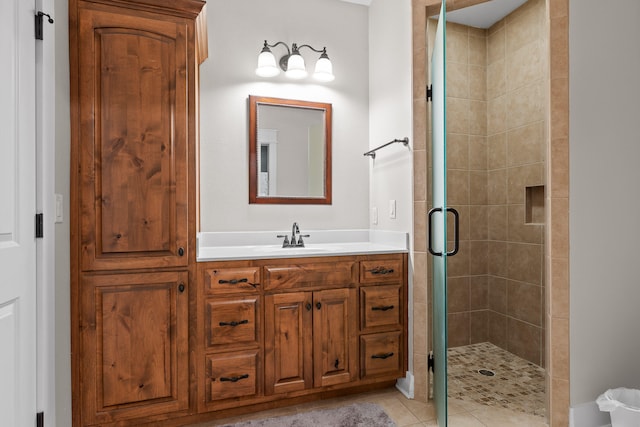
[428,351,434,373]
[37,412,44,427]
[35,213,43,238]
[426,84,433,102]
[35,11,54,40]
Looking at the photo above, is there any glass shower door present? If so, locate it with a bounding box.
[429,3,449,426]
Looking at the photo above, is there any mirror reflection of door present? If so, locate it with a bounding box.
[258,128,278,196]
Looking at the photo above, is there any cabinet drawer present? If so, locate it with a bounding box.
[206,350,258,401]
[207,297,259,347]
[360,259,403,283]
[204,267,260,294]
[263,261,357,290]
[360,285,401,330]
[360,331,402,379]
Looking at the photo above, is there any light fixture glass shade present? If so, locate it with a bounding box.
[285,53,308,79]
[313,56,334,82]
[256,50,280,77]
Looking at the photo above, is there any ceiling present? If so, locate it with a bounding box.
[338,0,530,30]
[446,0,528,28]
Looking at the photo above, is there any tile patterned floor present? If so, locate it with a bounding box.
[191,343,547,426]
[195,385,548,426]
[447,342,546,418]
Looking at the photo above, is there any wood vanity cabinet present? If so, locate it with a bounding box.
[196,253,407,414]
[69,0,207,425]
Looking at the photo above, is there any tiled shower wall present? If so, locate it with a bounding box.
[438,0,548,367]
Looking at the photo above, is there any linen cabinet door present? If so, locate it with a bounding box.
[80,271,189,425]
[77,5,189,271]
[312,288,358,387]
[264,292,313,394]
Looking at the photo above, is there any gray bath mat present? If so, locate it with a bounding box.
[219,402,397,427]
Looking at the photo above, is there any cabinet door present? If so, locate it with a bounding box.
[77,5,189,271]
[313,288,358,387]
[264,292,313,394]
[80,271,189,424]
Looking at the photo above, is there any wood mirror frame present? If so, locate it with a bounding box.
[249,95,332,204]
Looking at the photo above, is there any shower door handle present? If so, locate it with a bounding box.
[427,207,459,257]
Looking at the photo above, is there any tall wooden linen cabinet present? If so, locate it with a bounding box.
[69,0,207,425]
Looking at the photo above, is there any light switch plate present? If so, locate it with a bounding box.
[55,193,63,223]
[389,199,396,219]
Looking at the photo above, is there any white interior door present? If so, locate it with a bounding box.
[0,0,38,425]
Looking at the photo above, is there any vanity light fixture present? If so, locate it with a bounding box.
[255,40,335,82]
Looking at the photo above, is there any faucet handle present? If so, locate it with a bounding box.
[297,234,310,247]
[276,235,290,247]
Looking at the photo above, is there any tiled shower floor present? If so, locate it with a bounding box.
[448,342,546,417]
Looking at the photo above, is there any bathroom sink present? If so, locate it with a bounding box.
[197,230,409,261]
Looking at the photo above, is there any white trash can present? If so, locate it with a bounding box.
[597,388,640,426]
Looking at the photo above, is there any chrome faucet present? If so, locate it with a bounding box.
[276,222,310,248]
[291,222,300,245]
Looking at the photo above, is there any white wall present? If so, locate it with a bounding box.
[570,0,640,407]
[368,0,413,235]
[54,0,72,424]
[200,0,370,232]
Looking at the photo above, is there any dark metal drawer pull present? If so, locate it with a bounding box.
[218,278,248,285]
[219,374,249,382]
[368,267,394,275]
[219,320,249,327]
[372,305,395,311]
[371,352,394,360]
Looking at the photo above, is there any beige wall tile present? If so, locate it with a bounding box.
[506,81,545,129]
[446,28,469,64]
[488,241,508,277]
[414,201,427,253]
[448,312,470,347]
[507,121,545,167]
[487,58,506,97]
[469,65,487,101]
[550,317,569,380]
[550,137,569,198]
[469,205,488,241]
[550,378,570,426]
[507,280,542,326]
[505,0,544,54]
[507,40,544,93]
[448,240,470,277]
[469,170,488,205]
[469,275,489,310]
[469,135,487,170]
[508,204,543,244]
[488,276,507,314]
[488,168,508,204]
[550,15,569,80]
[507,163,544,204]
[469,310,489,344]
[414,151,427,203]
[447,61,470,99]
[488,205,508,241]
[447,97,470,134]
[447,169,470,204]
[487,132,507,169]
[413,100,428,151]
[469,240,489,275]
[468,34,487,67]
[550,197,569,258]
[487,310,507,348]
[451,204,471,242]
[446,133,469,170]
[550,77,569,139]
[469,100,487,136]
[487,95,507,135]
[507,317,542,365]
[448,277,470,312]
[549,0,568,19]
[413,251,428,305]
[487,27,505,64]
[550,257,569,318]
[507,242,543,285]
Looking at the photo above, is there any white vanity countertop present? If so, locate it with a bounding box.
[197,229,409,261]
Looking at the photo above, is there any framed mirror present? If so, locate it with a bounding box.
[249,95,332,204]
